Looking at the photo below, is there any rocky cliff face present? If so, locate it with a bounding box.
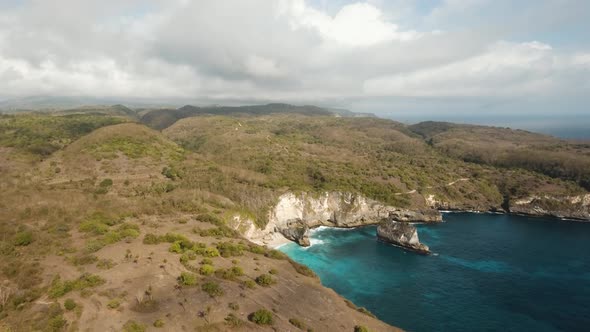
[377,221,430,254]
[510,194,590,220]
[231,191,442,247]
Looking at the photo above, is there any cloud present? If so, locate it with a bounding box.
[0,0,588,116]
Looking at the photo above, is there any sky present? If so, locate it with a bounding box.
[0,0,589,127]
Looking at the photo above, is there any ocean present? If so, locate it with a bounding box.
[279,213,590,332]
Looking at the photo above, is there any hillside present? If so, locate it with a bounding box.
[140,103,374,130]
[1,110,589,331]
[409,121,590,190]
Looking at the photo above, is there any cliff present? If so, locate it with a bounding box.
[232,191,442,247]
[510,194,590,220]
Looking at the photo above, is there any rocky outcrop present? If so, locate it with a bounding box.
[278,220,310,247]
[377,221,430,254]
[510,194,590,220]
[388,209,442,223]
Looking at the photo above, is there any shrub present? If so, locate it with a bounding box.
[248,309,273,325]
[228,302,240,311]
[107,299,121,309]
[216,266,244,280]
[48,315,67,331]
[14,231,33,246]
[357,307,376,318]
[255,274,275,287]
[99,178,113,187]
[200,258,213,265]
[289,260,317,278]
[96,258,116,270]
[203,247,220,257]
[224,313,244,327]
[201,281,224,298]
[264,249,286,260]
[123,320,146,332]
[269,268,278,275]
[178,272,198,286]
[354,325,369,332]
[64,299,77,311]
[242,280,256,289]
[71,254,98,266]
[216,242,244,257]
[84,239,106,253]
[153,319,165,328]
[48,273,106,298]
[199,265,215,276]
[289,318,305,330]
[143,233,160,244]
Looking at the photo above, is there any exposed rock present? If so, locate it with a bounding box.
[377,221,430,254]
[278,220,311,247]
[231,191,394,247]
[388,209,442,223]
[510,194,590,220]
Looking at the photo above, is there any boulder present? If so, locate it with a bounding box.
[376,221,430,254]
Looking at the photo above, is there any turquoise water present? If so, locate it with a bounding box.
[279,213,590,332]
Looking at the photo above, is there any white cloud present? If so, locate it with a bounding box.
[284,1,421,46]
[363,41,562,97]
[0,0,588,116]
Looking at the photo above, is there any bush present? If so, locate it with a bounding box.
[228,302,239,311]
[201,281,224,298]
[143,233,160,244]
[242,280,256,289]
[255,274,275,287]
[14,231,33,246]
[354,326,369,332]
[248,309,273,325]
[199,265,215,276]
[123,320,146,332]
[64,299,77,311]
[203,247,220,257]
[269,268,278,275]
[216,242,244,257]
[96,258,116,270]
[99,178,113,187]
[224,313,244,327]
[153,319,165,328]
[200,258,213,265]
[289,260,317,278]
[264,249,286,260]
[48,274,103,299]
[216,266,244,280]
[289,318,305,330]
[178,272,198,286]
[107,299,121,309]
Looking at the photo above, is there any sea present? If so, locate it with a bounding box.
[279,213,590,332]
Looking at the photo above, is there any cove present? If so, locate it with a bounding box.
[279,213,590,332]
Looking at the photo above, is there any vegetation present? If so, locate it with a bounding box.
[224,313,244,327]
[255,274,276,287]
[178,272,198,286]
[48,274,105,298]
[64,299,77,311]
[201,281,224,298]
[354,325,370,332]
[289,317,306,329]
[248,308,274,325]
[123,320,146,332]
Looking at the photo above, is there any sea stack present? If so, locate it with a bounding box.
[377,220,430,254]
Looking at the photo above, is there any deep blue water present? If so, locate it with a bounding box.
[279,213,590,332]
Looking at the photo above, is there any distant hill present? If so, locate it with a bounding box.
[409,121,590,190]
[140,103,375,130]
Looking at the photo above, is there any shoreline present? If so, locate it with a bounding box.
[269,209,590,249]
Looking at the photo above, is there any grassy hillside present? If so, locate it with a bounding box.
[0,110,587,331]
[409,121,590,190]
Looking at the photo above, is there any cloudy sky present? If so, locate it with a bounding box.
[0,0,589,123]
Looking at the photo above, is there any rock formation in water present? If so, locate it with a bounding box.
[376,221,430,254]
